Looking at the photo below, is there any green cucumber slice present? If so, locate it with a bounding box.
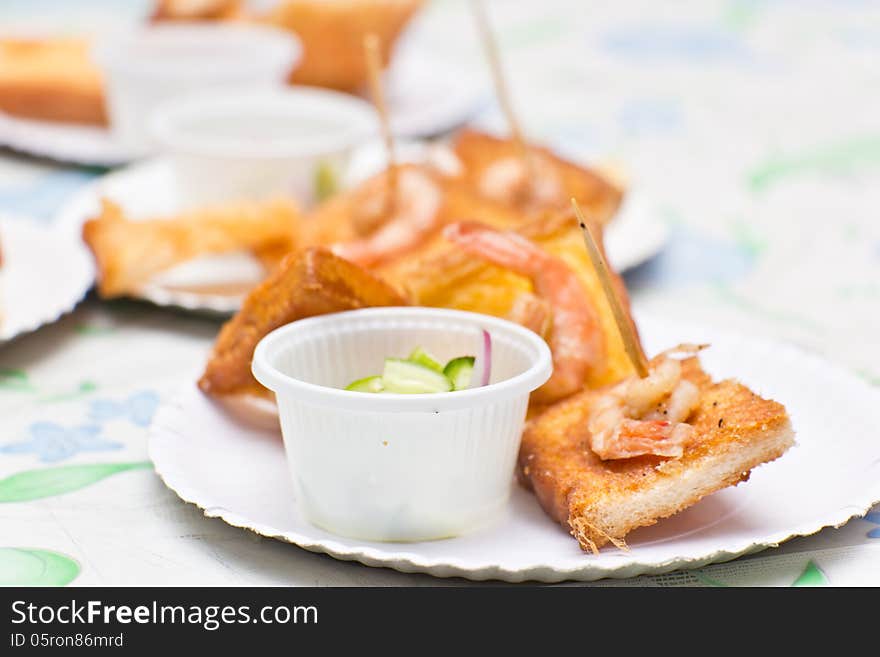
[345,375,385,393]
[443,356,475,391]
[382,359,452,394]
[407,346,444,372]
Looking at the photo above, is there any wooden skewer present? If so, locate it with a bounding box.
[363,33,397,210]
[470,0,533,175]
[571,199,650,378]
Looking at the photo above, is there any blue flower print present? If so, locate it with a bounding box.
[89,390,159,428]
[1,423,122,463]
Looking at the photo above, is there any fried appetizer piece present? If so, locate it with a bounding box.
[0,38,106,125]
[385,209,638,392]
[442,221,603,404]
[82,198,300,298]
[261,0,424,92]
[519,354,794,553]
[451,129,624,225]
[152,0,243,21]
[305,164,536,267]
[306,164,445,267]
[199,247,406,398]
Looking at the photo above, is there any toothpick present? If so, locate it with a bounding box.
[470,0,533,175]
[363,33,397,209]
[571,199,650,378]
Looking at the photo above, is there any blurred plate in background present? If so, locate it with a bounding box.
[0,215,95,341]
[0,50,485,167]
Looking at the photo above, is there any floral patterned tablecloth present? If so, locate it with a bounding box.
[1,0,878,586]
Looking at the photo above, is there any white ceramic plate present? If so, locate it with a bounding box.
[0,215,95,342]
[0,52,483,166]
[56,154,666,314]
[148,315,880,582]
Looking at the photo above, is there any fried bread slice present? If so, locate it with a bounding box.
[519,357,794,553]
[82,198,300,298]
[198,247,406,399]
[451,129,624,225]
[0,38,106,125]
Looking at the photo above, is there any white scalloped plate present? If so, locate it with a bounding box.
[55,156,666,314]
[0,215,95,342]
[147,315,880,582]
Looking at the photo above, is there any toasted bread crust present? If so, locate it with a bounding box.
[198,248,406,398]
[519,357,794,552]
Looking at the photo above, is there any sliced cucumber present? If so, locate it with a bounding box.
[345,375,385,393]
[407,346,443,373]
[443,356,475,391]
[382,358,452,394]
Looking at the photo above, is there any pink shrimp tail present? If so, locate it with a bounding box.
[442,221,543,276]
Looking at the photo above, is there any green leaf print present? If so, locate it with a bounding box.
[0,369,36,393]
[792,561,828,586]
[0,548,80,586]
[748,135,880,192]
[0,462,152,502]
[38,380,98,403]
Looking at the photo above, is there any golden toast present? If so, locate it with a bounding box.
[0,38,106,125]
[519,356,795,552]
[198,247,407,399]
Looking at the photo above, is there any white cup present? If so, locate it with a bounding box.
[251,307,552,542]
[149,87,377,208]
[93,24,300,155]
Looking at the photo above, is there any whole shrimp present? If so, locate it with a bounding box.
[479,152,564,212]
[331,167,443,267]
[443,221,604,403]
[588,345,705,460]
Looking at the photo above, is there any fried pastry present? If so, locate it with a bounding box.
[519,355,794,552]
[82,198,300,298]
[198,247,406,398]
[383,209,639,391]
[304,164,535,267]
[260,0,424,92]
[151,0,243,21]
[0,38,106,125]
[451,129,624,225]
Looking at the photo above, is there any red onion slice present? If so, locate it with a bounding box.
[481,329,492,386]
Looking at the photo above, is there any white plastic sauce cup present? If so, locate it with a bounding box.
[252,307,552,542]
[93,24,300,154]
[149,87,377,208]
